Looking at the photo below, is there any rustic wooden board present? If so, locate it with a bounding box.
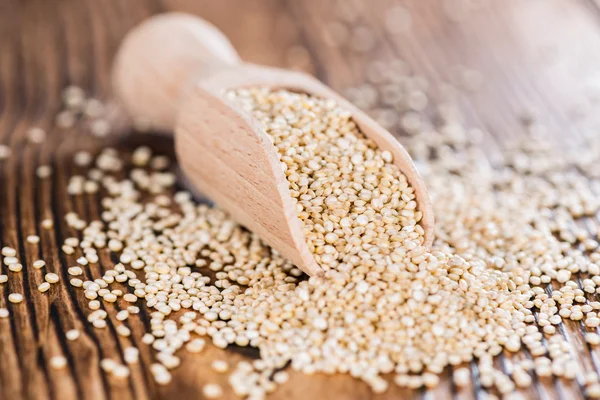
[1,0,600,399]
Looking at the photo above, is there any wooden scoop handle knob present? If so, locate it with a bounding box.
[112,13,241,132]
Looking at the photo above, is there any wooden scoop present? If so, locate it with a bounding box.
[112,12,434,276]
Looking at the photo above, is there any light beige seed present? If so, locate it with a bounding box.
[127,306,140,314]
[0,308,9,318]
[150,156,170,170]
[273,371,289,384]
[154,262,170,274]
[153,370,172,385]
[113,365,130,379]
[4,256,18,265]
[88,300,100,310]
[211,360,229,373]
[90,119,110,137]
[0,145,12,160]
[453,368,470,387]
[93,319,107,329]
[588,333,600,345]
[49,356,68,369]
[108,239,123,252]
[45,273,59,283]
[62,245,74,255]
[64,237,79,247]
[9,263,22,272]
[132,146,152,167]
[116,310,129,321]
[36,165,53,179]
[68,266,83,276]
[587,317,600,328]
[74,151,93,167]
[85,290,98,300]
[27,127,47,144]
[84,98,104,118]
[103,293,117,303]
[26,235,40,244]
[589,383,600,398]
[124,347,139,364]
[70,278,83,287]
[202,384,223,399]
[124,294,137,303]
[185,338,205,353]
[66,329,80,341]
[557,270,571,283]
[8,293,23,303]
[117,325,131,337]
[38,282,51,293]
[100,359,117,372]
[1,247,16,257]
[62,86,85,109]
[142,333,155,345]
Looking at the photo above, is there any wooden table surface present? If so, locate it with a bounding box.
[1,0,600,399]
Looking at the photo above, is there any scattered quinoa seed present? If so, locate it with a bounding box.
[36,165,53,179]
[211,360,229,373]
[8,263,22,272]
[202,383,223,399]
[113,365,131,379]
[124,347,139,364]
[90,119,110,137]
[50,356,68,369]
[185,338,205,353]
[38,282,51,293]
[45,273,59,284]
[26,235,40,244]
[453,368,471,387]
[132,146,152,167]
[273,371,289,384]
[84,98,105,118]
[0,144,11,160]
[2,247,16,257]
[74,151,93,167]
[8,293,23,304]
[66,329,80,341]
[587,333,600,346]
[27,127,47,144]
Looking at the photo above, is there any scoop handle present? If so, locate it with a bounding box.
[112,13,241,132]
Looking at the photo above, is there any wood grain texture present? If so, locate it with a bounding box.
[1,0,599,399]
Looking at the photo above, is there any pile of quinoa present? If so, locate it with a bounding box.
[1,78,599,398]
[226,88,426,273]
